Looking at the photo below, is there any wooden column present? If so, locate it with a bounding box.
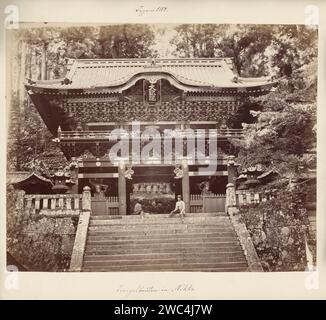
[182,161,190,213]
[118,162,127,215]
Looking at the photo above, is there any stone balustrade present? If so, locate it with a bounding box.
[236,191,275,206]
[24,194,82,213]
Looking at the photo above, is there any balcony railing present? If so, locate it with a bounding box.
[59,128,244,140]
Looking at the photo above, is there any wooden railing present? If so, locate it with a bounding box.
[59,128,244,140]
[24,194,82,212]
[189,193,226,213]
[216,128,244,138]
[91,196,119,215]
[190,194,203,201]
[108,196,119,216]
[190,194,203,213]
[107,196,119,203]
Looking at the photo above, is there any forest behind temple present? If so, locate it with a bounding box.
[7,24,317,193]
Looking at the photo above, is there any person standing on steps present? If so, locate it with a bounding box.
[169,195,186,221]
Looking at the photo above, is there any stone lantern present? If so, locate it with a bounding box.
[51,168,69,194]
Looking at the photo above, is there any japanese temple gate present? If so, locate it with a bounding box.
[25,58,275,215]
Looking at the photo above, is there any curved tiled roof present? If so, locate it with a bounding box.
[11,172,53,186]
[26,58,276,91]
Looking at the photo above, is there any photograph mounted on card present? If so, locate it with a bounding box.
[0,0,325,301]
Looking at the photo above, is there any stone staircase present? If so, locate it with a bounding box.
[82,212,249,272]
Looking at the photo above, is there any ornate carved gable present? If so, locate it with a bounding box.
[123,78,182,103]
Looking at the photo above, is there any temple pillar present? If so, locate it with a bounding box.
[182,161,190,213]
[118,162,127,215]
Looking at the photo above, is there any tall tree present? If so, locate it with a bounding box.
[172,23,317,188]
[8,24,158,172]
[233,25,317,185]
[98,24,157,58]
[171,24,273,76]
[171,24,228,58]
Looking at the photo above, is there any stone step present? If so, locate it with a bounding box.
[84,250,246,261]
[87,230,237,241]
[89,217,231,226]
[82,209,248,272]
[82,261,248,272]
[90,212,226,220]
[88,224,234,233]
[83,256,247,268]
[87,228,234,236]
[86,241,241,253]
[85,244,243,255]
[88,221,231,228]
[87,231,237,241]
[82,266,248,272]
[86,235,239,246]
[86,238,241,246]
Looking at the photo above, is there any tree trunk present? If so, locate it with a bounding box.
[41,41,48,80]
[12,38,20,97]
[18,41,27,110]
[111,36,117,58]
[27,43,32,79]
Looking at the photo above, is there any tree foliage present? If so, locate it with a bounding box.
[9,24,318,185]
[235,26,317,182]
[172,24,317,184]
[8,24,157,172]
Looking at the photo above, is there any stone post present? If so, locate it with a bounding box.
[70,157,79,194]
[181,161,190,213]
[227,155,237,185]
[16,190,26,210]
[82,186,91,211]
[226,183,237,215]
[118,162,127,215]
[69,210,90,272]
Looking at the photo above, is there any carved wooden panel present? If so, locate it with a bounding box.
[123,79,143,102]
[61,101,239,126]
[161,79,182,102]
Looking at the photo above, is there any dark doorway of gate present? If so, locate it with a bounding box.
[128,166,180,215]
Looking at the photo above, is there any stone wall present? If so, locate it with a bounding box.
[237,190,312,271]
[7,186,78,271]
